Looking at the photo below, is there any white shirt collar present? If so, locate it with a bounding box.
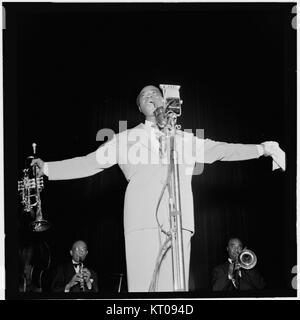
[72,259,83,267]
[144,120,157,128]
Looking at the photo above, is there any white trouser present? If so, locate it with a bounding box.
[125,228,192,292]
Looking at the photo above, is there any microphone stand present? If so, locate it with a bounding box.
[162,113,186,292]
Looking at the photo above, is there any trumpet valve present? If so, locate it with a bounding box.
[37,177,44,189]
[18,177,44,191]
[17,180,24,192]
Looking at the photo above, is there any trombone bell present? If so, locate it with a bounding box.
[238,249,257,270]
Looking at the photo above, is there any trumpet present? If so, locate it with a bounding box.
[18,143,51,232]
[236,248,257,270]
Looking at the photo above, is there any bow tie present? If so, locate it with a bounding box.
[73,263,81,266]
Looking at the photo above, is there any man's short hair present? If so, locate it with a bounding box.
[71,239,88,250]
[136,93,141,109]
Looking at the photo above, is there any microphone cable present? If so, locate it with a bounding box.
[149,162,172,292]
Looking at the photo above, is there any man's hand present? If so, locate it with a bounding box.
[82,268,93,289]
[261,141,286,171]
[65,273,83,291]
[31,158,45,177]
[228,261,241,280]
[82,268,91,282]
[234,262,242,271]
[228,263,235,279]
[261,141,279,157]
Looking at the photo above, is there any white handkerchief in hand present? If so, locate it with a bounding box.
[271,144,286,171]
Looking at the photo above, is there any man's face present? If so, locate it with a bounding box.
[70,241,88,263]
[138,86,163,117]
[227,239,243,260]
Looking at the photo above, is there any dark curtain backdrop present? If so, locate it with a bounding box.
[4,3,296,298]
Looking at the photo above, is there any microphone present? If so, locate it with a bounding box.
[154,106,167,129]
[151,96,166,128]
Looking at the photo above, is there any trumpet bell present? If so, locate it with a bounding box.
[30,219,51,232]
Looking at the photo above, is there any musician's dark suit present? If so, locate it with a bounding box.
[212,262,266,291]
[51,262,98,292]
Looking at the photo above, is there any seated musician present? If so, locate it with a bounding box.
[212,238,266,291]
[51,240,98,293]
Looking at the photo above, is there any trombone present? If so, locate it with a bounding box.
[18,143,51,232]
[236,248,257,270]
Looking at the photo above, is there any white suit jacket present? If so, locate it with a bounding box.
[47,123,261,234]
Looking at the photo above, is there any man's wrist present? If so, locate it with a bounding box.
[44,162,49,176]
[256,144,265,157]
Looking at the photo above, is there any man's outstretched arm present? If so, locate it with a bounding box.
[31,135,118,180]
[195,137,285,169]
